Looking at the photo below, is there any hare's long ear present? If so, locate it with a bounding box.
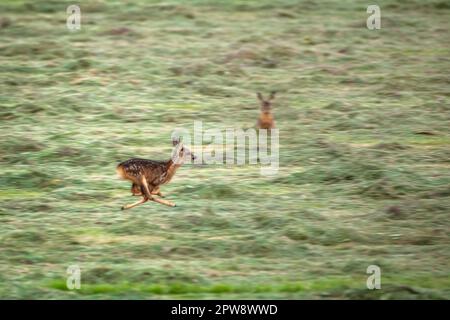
[268,91,277,101]
[257,92,264,102]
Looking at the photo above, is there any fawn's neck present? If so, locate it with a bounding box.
[164,159,181,183]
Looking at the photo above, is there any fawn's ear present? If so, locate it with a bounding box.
[172,137,181,146]
[268,91,277,101]
[257,92,264,101]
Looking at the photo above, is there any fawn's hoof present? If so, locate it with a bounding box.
[121,206,125,210]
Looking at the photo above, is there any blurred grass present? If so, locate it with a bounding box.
[0,0,449,299]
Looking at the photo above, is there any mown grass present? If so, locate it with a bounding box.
[45,274,450,299]
[0,0,449,299]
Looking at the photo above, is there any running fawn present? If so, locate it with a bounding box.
[116,137,196,210]
[256,91,276,129]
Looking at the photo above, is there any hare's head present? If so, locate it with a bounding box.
[171,137,196,164]
[257,91,276,112]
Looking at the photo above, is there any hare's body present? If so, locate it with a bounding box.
[256,91,276,129]
[257,111,275,129]
[117,139,195,210]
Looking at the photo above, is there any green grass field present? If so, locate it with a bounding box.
[0,0,449,299]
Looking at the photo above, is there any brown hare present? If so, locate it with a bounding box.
[116,137,195,210]
[256,91,276,129]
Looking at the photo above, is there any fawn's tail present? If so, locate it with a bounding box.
[116,164,126,179]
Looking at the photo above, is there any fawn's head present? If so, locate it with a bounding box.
[171,137,196,165]
[257,91,276,113]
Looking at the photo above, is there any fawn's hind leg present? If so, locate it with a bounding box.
[141,177,175,207]
[121,196,148,210]
[131,183,142,196]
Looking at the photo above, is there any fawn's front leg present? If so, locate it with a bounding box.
[141,177,175,207]
[131,184,163,197]
[151,187,164,198]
